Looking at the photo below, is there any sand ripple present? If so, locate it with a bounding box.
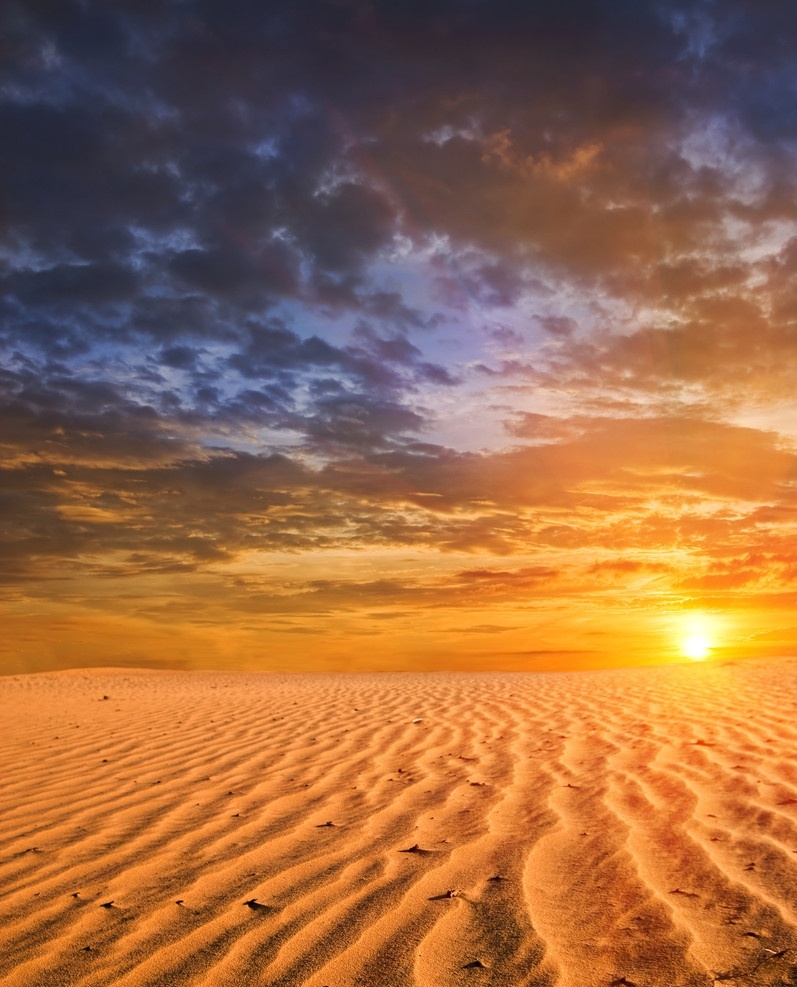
[3,660,797,986]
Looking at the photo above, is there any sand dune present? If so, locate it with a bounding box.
[3,658,797,986]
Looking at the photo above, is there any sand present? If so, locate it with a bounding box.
[3,658,797,987]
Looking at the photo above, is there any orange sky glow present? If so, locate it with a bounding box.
[3,2,797,674]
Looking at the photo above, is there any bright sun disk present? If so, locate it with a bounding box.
[677,613,719,662]
[682,634,710,661]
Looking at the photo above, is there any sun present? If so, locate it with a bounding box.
[682,634,710,661]
[678,613,717,662]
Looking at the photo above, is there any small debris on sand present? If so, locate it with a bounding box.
[243,899,271,911]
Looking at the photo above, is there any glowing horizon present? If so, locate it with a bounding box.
[3,2,797,675]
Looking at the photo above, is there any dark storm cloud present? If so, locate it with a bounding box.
[359,292,428,330]
[159,345,201,370]
[303,392,426,452]
[220,319,454,445]
[4,0,795,359]
[293,182,397,275]
[168,244,287,302]
[4,262,140,306]
[228,321,341,379]
[0,3,689,262]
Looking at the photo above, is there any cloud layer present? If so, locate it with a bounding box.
[3,0,797,671]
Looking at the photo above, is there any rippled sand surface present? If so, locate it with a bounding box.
[3,659,797,986]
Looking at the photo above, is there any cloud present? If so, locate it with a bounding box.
[4,1,797,667]
[3,389,795,595]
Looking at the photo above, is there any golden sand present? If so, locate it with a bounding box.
[3,658,797,986]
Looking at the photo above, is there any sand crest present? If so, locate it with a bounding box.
[3,659,797,986]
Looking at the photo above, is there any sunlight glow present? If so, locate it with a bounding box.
[683,634,710,661]
[679,614,717,662]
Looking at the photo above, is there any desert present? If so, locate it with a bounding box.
[3,658,797,986]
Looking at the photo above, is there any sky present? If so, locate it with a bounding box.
[3,0,797,674]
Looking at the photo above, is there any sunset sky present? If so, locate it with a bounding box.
[3,0,797,674]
